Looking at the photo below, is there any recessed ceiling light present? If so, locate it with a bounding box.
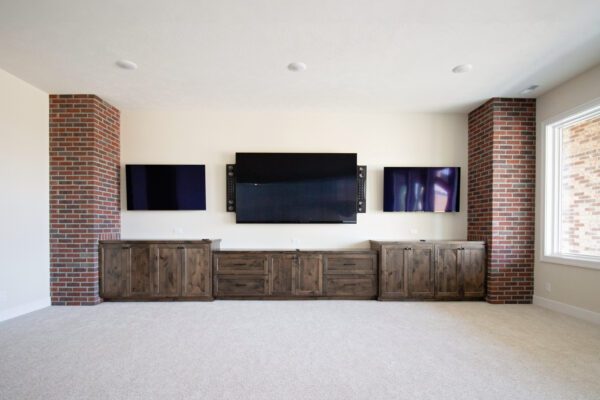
[452,64,473,74]
[520,85,539,95]
[287,62,307,72]
[115,59,138,70]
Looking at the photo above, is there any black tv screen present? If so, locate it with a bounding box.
[235,153,357,223]
[126,165,206,211]
[384,167,460,212]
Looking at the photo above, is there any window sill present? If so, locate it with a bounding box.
[540,254,600,271]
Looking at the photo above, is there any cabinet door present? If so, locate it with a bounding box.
[407,245,434,298]
[154,245,182,297]
[130,245,154,297]
[182,245,211,297]
[269,254,295,296]
[294,255,323,296]
[461,246,486,298]
[380,246,408,298]
[100,244,130,298]
[434,245,461,299]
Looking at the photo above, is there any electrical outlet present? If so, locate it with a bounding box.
[291,238,299,247]
[172,227,183,234]
[410,228,418,235]
[545,282,552,293]
[0,290,7,304]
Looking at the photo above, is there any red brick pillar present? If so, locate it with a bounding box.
[468,98,536,304]
[49,95,121,305]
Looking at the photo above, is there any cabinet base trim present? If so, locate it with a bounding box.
[102,297,214,302]
[378,297,485,302]
[216,296,377,300]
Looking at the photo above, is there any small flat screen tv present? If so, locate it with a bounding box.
[383,167,460,212]
[235,153,357,223]
[126,164,206,211]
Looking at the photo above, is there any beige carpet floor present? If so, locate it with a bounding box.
[1,301,599,400]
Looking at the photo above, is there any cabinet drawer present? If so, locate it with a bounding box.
[325,254,376,275]
[325,275,377,297]
[215,254,268,275]
[215,276,269,297]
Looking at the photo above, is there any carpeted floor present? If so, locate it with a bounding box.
[1,301,599,400]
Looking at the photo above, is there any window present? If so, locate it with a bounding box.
[542,99,600,269]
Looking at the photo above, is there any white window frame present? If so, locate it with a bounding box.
[541,97,600,270]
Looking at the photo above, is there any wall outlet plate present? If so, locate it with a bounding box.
[545,282,552,292]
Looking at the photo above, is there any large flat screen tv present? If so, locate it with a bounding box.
[126,164,206,211]
[383,167,460,212]
[235,153,357,223]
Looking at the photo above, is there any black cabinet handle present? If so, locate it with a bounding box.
[233,263,246,266]
[343,263,356,266]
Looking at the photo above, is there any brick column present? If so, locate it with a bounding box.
[468,98,536,304]
[49,95,120,305]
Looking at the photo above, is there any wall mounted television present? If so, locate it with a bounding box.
[235,153,357,223]
[126,164,206,211]
[383,167,460,212]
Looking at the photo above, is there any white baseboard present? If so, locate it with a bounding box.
[533,295,600,325]
[0,297,51,322]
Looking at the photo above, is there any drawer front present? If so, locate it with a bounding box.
[215,276,269,297]
[325,254,376,275]
[325,275,377,297]
[215,254,268,275]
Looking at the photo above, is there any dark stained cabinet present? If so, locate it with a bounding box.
[214,250,376,299]
[435,243,486,299]
[269,254,295,296]
[323,253,377,298]
[101,245,130,298]
[380,246,408,299]
[182,245,212,297]
[434,244,461,299]
[214,253,269,297]
[461,246,486,298]
[130,245,154,297]
[371,241,485,301]
[155,245,182,297]
[295,255,323,296]
[377,244,434,299]
[324,276,376,297]
[215,254,268,275]
[215,276,269,297]
[101,240,482,302]
[99,240,220,301]
[407,245,435,298]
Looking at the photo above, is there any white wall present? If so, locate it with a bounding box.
[121,110,467,249]
[0,68,49,321]
[535,63,600,321]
